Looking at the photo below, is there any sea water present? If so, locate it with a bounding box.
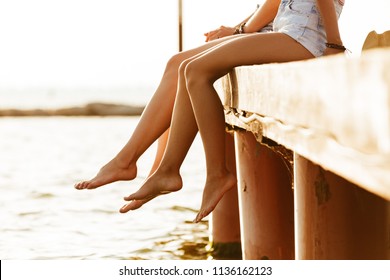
[0,89,209,260]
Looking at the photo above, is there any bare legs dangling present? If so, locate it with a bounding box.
[121,33,314,222]
[74,37,234,190]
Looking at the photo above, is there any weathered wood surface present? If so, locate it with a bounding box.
[235,131,294,260]
[294,154,390,259]
[216,48,390,201]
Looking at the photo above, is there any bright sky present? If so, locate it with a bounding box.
[0,0,389,89]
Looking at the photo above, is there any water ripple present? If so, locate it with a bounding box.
[0,117,209,260]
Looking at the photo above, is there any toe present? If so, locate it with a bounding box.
[193,212,203,223]
[124,190,148,201]
[124,193,136,201]
[74,182,85,190]
[85,182,96,189]
[120,200,145,213]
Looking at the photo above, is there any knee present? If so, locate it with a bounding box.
[165,52,186,75]
[177,57,195,83]
[184,60,208,92]
[177,59,188,77]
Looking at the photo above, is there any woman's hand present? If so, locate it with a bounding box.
[204,25,236,42]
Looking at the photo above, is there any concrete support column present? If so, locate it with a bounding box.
[294,153,390,259]
[235,131,294,260]
[209,133,241,259]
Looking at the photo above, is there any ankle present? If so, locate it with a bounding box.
[113,154,135,169]
[156,163,180,177]
[206,168,232,180]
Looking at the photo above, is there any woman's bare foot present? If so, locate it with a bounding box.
[119,199,149,212]
[119,170,182,213]
[193,172,236,223]
[74,157,137,190]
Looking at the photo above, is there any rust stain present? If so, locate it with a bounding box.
[388,224,390,249]
[255,142,262,157]
[242,182,248,192]
[314,168,331,205]
[314,237,324,257]
[249,121,263,143]
[241,140,246,153]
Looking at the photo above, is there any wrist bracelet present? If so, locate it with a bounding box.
[239,22,246,34]
[234,22,246,34]
[325,43,347,51]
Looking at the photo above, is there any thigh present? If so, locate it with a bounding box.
[189,32,315,81]
[176,35,238,63]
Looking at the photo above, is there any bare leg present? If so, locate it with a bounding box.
[184,33,314,222]
[119,57,201,212]
[119,39,242,209]
[122,128,169,210]
[74,37,235,190]
[119,33,313,219]
[148,129,169,176]
[74,66,175,190]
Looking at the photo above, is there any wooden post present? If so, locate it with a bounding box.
[294,153,390,259]
[209,133,242,259]
[235,130,294,260]
[178,0,183,52]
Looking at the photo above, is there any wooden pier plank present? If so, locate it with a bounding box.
[216,48,390,201]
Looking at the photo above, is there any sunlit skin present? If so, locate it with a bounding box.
[76,0,344,222]
[73,37,239,191]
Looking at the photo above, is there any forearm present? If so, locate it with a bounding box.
[204,0,280,41]
[243,0,280,33]
[234,7,257,29]
[316,0,342,44]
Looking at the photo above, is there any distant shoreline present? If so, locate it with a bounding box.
[0,102,145,117]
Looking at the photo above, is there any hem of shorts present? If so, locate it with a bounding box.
[281,31,322,57]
